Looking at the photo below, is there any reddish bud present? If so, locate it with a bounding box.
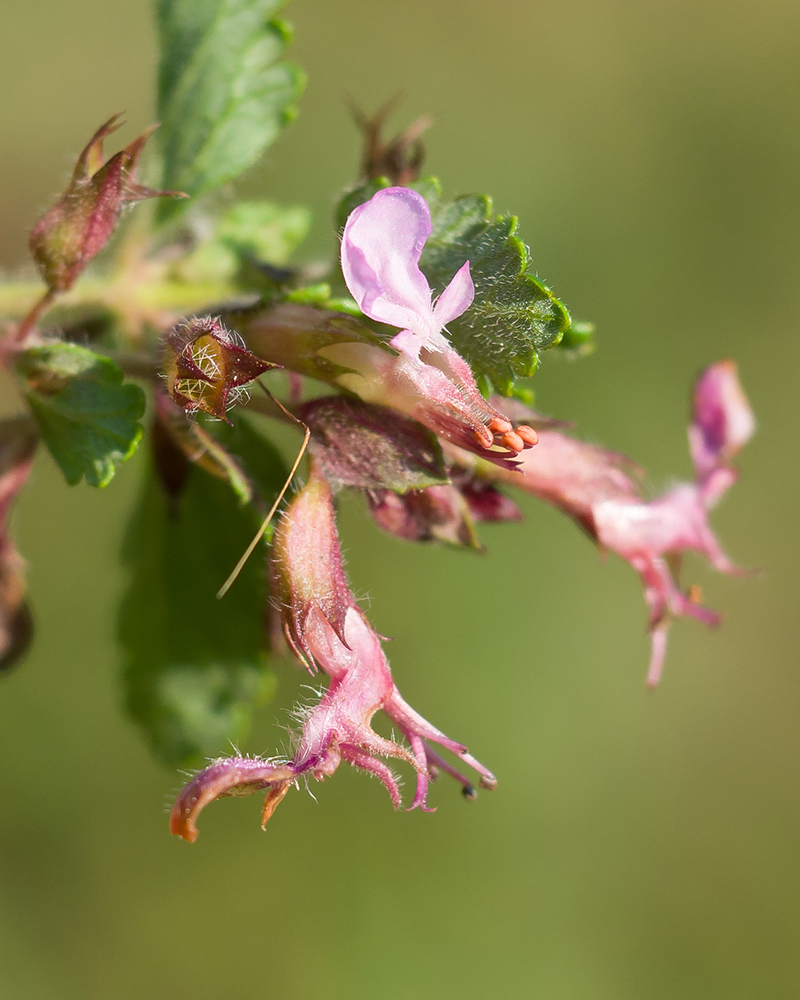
[270,468,355,665]
[367,485,481,549]
[451,468,524,525]
[29,114,186,292]
[350,96,432,185]
[163,316,279,421]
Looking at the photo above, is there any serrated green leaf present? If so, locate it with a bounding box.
[420,195,572,395]
[17,343,144,488]
[121,420,289,766]
[156,0,306,222]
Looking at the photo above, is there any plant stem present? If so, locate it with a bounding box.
[13,288,57,344]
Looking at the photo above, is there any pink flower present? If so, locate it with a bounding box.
[588,360,754,684]
[338,187,537,460]
[170,468,495,842]
[459,362,754,685]
[342,186,475,362]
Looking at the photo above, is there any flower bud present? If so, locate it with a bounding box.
[29,114,186,292]
[689,360,755,482]
[163,316,278,421]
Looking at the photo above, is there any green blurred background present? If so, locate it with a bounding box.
[1,0,798,997]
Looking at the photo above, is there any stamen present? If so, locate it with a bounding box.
[688,584,703,604]
[487,416,512,435]
[515,424,538,447]
[473,426,494,449]
[499,431,525,453]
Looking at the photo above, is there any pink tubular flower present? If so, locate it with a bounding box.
[338,186,537,460]
[170,468,495,842]
[459,361,754,685]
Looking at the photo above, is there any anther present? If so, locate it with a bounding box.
[487,416,512,435]
[473,426,494,448]
[515,424,538,447]
[499,431,525,453]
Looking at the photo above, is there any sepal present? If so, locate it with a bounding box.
[163,316,278,421]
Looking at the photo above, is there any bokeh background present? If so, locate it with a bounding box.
[1,1,798,997]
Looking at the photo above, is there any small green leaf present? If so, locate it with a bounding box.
[156,0,306,222]
[421,195,572,395]
[177,201,312,283]
[121,424,288,766]
[17,343,145,488]
[556,319,596,358]
[217,201,312,264]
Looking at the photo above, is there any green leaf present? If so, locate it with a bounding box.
[555,319,596,358]
[155,0,306,222]
[17,343,145,488]
[420,195,572,395]
[217,201,311,264]
[121,419,289,766]
[176,201,313,283]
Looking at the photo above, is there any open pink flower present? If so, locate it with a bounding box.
[170,468,495,842]
[337,186,538,460]
[342,186,475,361]
[587,360,754,684]
[453,362,754,685]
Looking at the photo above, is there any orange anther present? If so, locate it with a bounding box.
[499,431,524,453]
[515,424,538,447]
[487,416,512,434]
[473,426,494,448]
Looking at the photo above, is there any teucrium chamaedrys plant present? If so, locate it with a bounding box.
[0,1,754,840]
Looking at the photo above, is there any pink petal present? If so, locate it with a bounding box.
[389,328,424,361]
[341,187,436,338]
[432,261,474,327]
[689,360,755,480]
